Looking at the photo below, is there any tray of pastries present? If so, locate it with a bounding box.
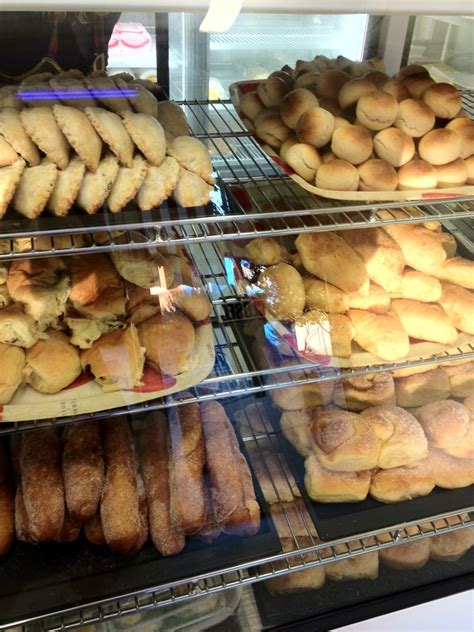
[0,237,215,422]
[229,55,474,200]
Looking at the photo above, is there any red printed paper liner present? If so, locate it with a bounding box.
[229,80,474,202]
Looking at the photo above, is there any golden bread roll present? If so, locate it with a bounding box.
[269,70,293,89]
[294,70,319,91]
[255,113,291,148]
[338,78,377,110]
[316,69,350,99]
[0,343,25,404]
[324,312,353,357]
[418,128,461,166]
[402,73,435,99]
[363,70,390,88]
[169,287,212,323]
[295,232,369,294]
[111,247,174,290]
[422,83,462,119]
[391,298,458,345]
[280,88,319,129]
[348,309,410,361]
[434,158,468,188]
[433,256,474,290]
[398,159,438,190]
[361,405,428,468]
[467,155,474,184]
[395,64,430,81]
[303,277,349,313]
[283,143,322,181]
[383,224,446,275]
[358,159,398,191]
[331,124,373,165]
[446,117,472,132]
[257,262,305,321]
[427,448,474,489]
[340,227,405,293]
[25,330,81,394]
[348,61,372,78]
[257,76,290,107]
[381,80,410,102]
[394,99,435,137]
[414,400,474,460]
[66,318,119,350]
[333,116,351,130]
[0,304,39,348]
[438,282,474,335]
[280,408,316,456]
[379,538,430,570]
[245,237,289,266]
[239,91,264,122]
[270,378,334,411]
[347,283,390,313]
[373,127,415,167]
[443,362,474,398]
[429,527,474,562]
[332,372,396,411]
[296,107,334,148]
[304,454,371,502]
[279,136,298,161]
[451,122,474,159]
[318,97,342,117]
[394,367,450,408]
[356,90,399,130]
[369,458,435,503]
[315,159,359,191]
[325,547,379,581]
[394,269,442,302]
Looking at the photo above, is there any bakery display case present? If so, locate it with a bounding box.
[0,3,472,632]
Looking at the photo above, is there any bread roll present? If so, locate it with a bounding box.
[383,224,446,275]
[414,400,474,460]
[325,548,379,581]
[138,312,195,376]
[255,113,291,148]
[294,70,319,91]
[315,159,359,191]
[349,309,410,361]
[254,107,279,128]
[284,143,322,181]
[450,122,474,159]
[347,283,390,313]
[257,76,289,107]
[467,155,474,184]
[296,232,368,294]
[419,129,461,166]
[258,262,305,321]
[429,526,474,562]
[316,69,350,99]
[395,270,442,302]
[395,64,430,81]
[331,124,373,165]
[391,298,458,345]
[348,61,372,78]
[318,97,342,117]
[0,343,25,404]
[338,78,377,110]
[434,158,468,188]
[434,256,474,290]
[280,88,319,129]
[304,454,371,502]
[364,70,390,88]
[438,282,474,335]
[356,91,398,130]
[271,377,334,412]
[25,330,81,394]
[358,158,398,191]
[372,127,415,168]
[0,305,39,348]
[402,74,435,99]
[239,91,264,122]
[369,458,435,503]
[245,237,288,266]
[296,107,334,148]
[280,408,316,456]
[422,83,461,119]
[381,80,410,102]
[379,539,430,570]
[303,277,349,313]
[435,231,457,258]
[279,136,298,161]
[428,447,474,489]
[333,373,395,411]
[394,99,435,137]
[398,159,438,190]
[394,367,450,408]
[443,361,474,398]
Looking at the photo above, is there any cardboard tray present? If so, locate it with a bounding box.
[229,80,474,202]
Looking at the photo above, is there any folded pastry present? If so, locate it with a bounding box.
[25,330,81,394]
[13,159,58,219]
[0,305,39,348]
[438,282,474,335]
[0,86,20,110]
[347,282,390,313]
[0,135,19,167]
[116,79,158,118]
[304,454,371,502]
[85,107,134,168]
[50,75,95,110]
[0,342,25,404]
[173,168,213,207]
[333,372,396,411]
[349,309,410,361]
[53,104,102,172]
[0,159,25,218]
[81,324,145,392]
[443,361,474,398]
[383,224,447,275]
[157,100,189,139]
[122,111,166,167]
[394,367,451,407]
[66,317,121,349]
[136,156,179,211]
[414,400,474,460]
[427,447,474,489]
[167,136,214,185]
[369,458,435,503]
[20,107,70,170]
[84,75,132,115]
[0,107,40,166]
[304,277,349,313]
[391,299,458,345]
[111,246,174,289]
[107,154,148,213]
[433,256,474,290]
[46,156,85,217]
[393,269,442,303]
[77,153,119,215]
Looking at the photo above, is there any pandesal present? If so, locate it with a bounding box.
[269,70,294,89]
[402,74,435,99]
[284,143,322,182]
[331,124,373,165]
[381,80,410,102]
[280,88,319,129]
[239,92,265,121]
[434,159,468,188]
[398,159,438,190]
[394,99,435,137]
[338,78,377,110]
[418,128,461,165]
[422,83,461,119]
[257,76,290,107]
[296,107,335,148]
[255,114,291,149]
[395,65,430,81]
[316,69,350,99]
[373,127,415,167]
[358,158,398,191]
[363,70,390,88]
[318,97,343,117]
[316,159,359,191]
[356,91,399,130]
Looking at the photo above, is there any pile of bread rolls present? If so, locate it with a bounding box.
[0,69,214,219]
[0,401,260,558]
[238,55,474,192]
[0,241,212,405]
[244,221,473,362]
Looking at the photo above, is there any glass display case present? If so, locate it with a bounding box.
[0,3,472,631]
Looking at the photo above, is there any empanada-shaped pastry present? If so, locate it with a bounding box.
[50,75,95,110]
[173,168,213,208]
[167,136,214,184]
[55,69,84,81]
[17,80,59,108]
[47,156,85,216]
[122,111,166,166]
[0,159,25,218]
[116,78,158,117]
[157,101,189,138]
[20,107,70,170]
[53,104,102,172]
[13,159,57,219]
[21,72,53,84]
[0,136,19,167]
[136,156,179,211]
[0,86,20,110]
[77,154,119,215]
[84,75,132,114]
[107,154,148,213]
[85,106,134,167]
[0,107,40,166]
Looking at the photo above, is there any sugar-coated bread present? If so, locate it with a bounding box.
[0,305,39,349]
[316,69,350,99]
[280,407,318,456]
[255,113,291,149]
[0,343,25,404]
[283,143,322,181]
[349,309,410,361]
[315,159,359,191]
[433,256,474,290]
[443,361,474,398]
[270,378,334,411]
[391,298,458,345]
[257,262,305,321]
[402,74,435,99]
[379,539,430,570]
[373,127,415,167]
[398,159,438,190]
[422,83,462,119]
[356,90,399,130]
[383,224,447,275]
[338,78,377,110]
[257,76,290,107]
[369,458,435,503]
[430,527,474,562]
[381,80,410,102]
[304,454,371,502]
[414,400,474,459]
[280,88,319,129]
[331,124,373,165]
[394,99,435,137]
[435,158,468,188]
[239,91,265,122]
[347,283,391,313]
[396,269,442,302]
[295,231,369,293]
[296,107,334,148]
[358,158,398,191]
[427,448,474,489]
[303,277,349,313]
[333,372,396,411]
[394,367,450,408]
[439,282,474,335]
[418,128,461,166]
[25,330,81,394]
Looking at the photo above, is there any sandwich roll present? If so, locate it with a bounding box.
[439,282,474,335]
[348,309,410,361]
[0,305,39,349]
[304,454,371,503]
[356,90,398,130]
[398,159,438,190]
[394,99,435,137]
[296,107,334,148]
[422,83,462,119]
[418,128,461,166]
[280,88,319,129]
[331,124,373,165]
[391,298,458,345]
[394,367,450,408]
[435,158,468,188]
[338,78,377,110]
[373,127,415,167]
[25,330,81,394]
[358,159,398,191]
[315,159,359,191]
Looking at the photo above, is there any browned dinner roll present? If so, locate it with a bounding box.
[402,74,435,99]
[317,97,343,117]
[398,159,438,190]
[467,155,474,184]
[422,83,462,119]
[255,114,291,149]
[348,61,372,78]
[418,128,461,165]
[333,116,351,130]
[338,78,377,110]
[294,71,320,91]
[356,91,399,131]
[381,80,410,102]
[253,107,279,127]
[315,159,359,191]
[239,92,265,122]
[394,99,435,137]
[316,69,350,99]
[450,121,474,159]
[373,127,415,167]
[435,158,468,188]
[280,88,319,129]
[395,64,430,80]
[284,143,322,182]
[321,149,336,163]
[358,159,398,191]
[279,136,298,161]
[268,70,294,89]
[331,124,373,165]
[257,76,290,107]
[446,117,472,133]
[363,70,390,88]
[257,262,305,321]
[296,107,334,148]
[336,55,353,70]
[245,237,289,266]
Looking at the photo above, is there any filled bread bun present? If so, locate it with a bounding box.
[295,231,369,294]
[356,91,398,130]
[402,74,435,99]
[394,367,450,408]
[358,158,398,191]
[394,99,435,137]
[257,76,289,107]
[418,128,461,165]
[25,330,81,394]
[271,378,334,411]
[333,372,395,411]
[257,262,305,321]
[381,80,410,102]
[138,312,195,376]
[304,454,371,502]
[383,224,447,275]
[443,361,474,398]
[283,143,322,181]
[348,309,410,361]
[379,538,430,570]
[391,298,458,345]
[280,88,319,129]
[0,342,25,404]
[373,127,415,167]
[422,83,462,119]
[315,159,359,191]
[396,270,442,303]
[415,399,474,459]
[303,277,349,313]
[347,283,390,313]
[430,527,474,562]
[255,113,291,148]
[338,78,377,110]
[245,237,289,266]
[433,256,474,290]
[239,91,264,122]
[428,447,474,489]
[296,107,334,148]
[316,69,350,99]
[66,317,118,350]
[331,124,373,165]
[0,304,39,348]
[398,159,438,190]
[435,158,468,188]
[439,282,474,335]
[369,458,435,503]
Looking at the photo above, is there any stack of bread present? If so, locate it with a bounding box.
[0,243,212,404]
[0,69,214,218]
[237,55,474,193]
[243,223,473,362]
[0,401,260,558]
